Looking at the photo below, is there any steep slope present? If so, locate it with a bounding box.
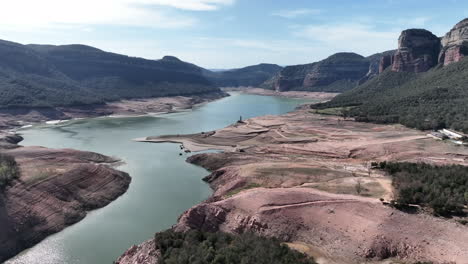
[28,44,219,101]
[314,57,468,132]
[0,41,99,107]
[0,40,220,108]
[391,29,440,73]
[203,63,282,87]
[360,50,396,83]
[261,53,377,92]
[439,18,468,65]
[313,18,468,133]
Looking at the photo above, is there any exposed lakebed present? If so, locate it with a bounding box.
[6,93,312,264]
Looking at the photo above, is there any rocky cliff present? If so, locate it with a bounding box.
[439,18,468,66]
[0,135,131,262]
[262,53,370,92]
[261,51,395,92]
[391,29,441,73]
[379,54,394,73]
[362,50,396,81]
[380,18,468,73]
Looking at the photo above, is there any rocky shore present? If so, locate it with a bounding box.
[221,87,338,100]
[123,106,468,264]
[0,91,227,131]
[0,132,131,262]
[0,91,228,262]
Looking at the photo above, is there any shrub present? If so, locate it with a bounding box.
[379,162,468,216]
[154,230,316,264]
[0,153,19,188]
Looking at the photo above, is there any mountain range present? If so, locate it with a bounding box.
[1,18,468,136]
[203,63,283,87]
[260,51,395,92]
[0,41,282,108]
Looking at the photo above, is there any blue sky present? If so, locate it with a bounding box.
[1,0,467,68]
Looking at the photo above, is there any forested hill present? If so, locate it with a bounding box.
[203,63,283,87]
[0,40,220,108]
[259,52,391,93]
[313,57,468,132]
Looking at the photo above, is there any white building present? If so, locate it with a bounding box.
[440,129,465,140]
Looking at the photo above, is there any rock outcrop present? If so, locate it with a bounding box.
[379,54,394,73]
[381,18,468,73]
[391,29,441,73]
[115,239,160,264]
[0,135,131,262]
[263,53,370,92]
[439,18,468,66]
[361,50,396,81]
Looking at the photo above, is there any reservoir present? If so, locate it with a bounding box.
[7,93,312,264]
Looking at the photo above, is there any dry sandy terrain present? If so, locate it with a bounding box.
[134,108,468,264]
[222,87,339,100]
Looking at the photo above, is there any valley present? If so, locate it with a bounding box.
[0,8,468,264]
[3,92,316,264]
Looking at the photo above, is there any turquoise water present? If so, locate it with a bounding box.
[6,93,312,264]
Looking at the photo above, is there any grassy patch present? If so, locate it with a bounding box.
[311,107,353,116]
[307,178,387,198]
[225,183,261,198]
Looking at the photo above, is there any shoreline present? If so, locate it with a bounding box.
[221,87,339,101]
[0,92,227,262]
[0,134,131,263]
[0,91,228,132]
[122,106,468,264]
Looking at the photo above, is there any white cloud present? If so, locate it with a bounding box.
[293,23,400,55]
[398,17,431,27]
[144,0,235,11]
[272,8,321,19]
[0,0,234,30]
[178,36,331,67]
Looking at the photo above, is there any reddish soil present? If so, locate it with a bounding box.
[125,107,468,264]
[0,134,131,262]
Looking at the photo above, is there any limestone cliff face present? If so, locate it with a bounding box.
[379,54,394,73]
[391,29,441,73]
[272,63,316,92]
[263,53,369,92]
[439,18,468,66]
[361,50,396,81]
